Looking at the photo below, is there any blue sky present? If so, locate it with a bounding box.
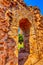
[24,0,43,15]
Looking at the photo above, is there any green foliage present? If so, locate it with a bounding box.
[18,42,24,50]
[18,34,24,50]
[18,34,23,43]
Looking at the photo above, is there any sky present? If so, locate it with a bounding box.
[24,0,43,15]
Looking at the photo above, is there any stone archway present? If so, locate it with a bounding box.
[0,0,43,65]
[6,2,33,65]
[0,0,40,65]
[18,18,31,65]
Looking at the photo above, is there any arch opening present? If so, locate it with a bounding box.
[18,18,31,65]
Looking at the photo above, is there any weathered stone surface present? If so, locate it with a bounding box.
[0,0,43,65]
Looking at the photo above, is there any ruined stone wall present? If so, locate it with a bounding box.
[0,0,43,65]
[24,6,43,65]
[0,0,18,65]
